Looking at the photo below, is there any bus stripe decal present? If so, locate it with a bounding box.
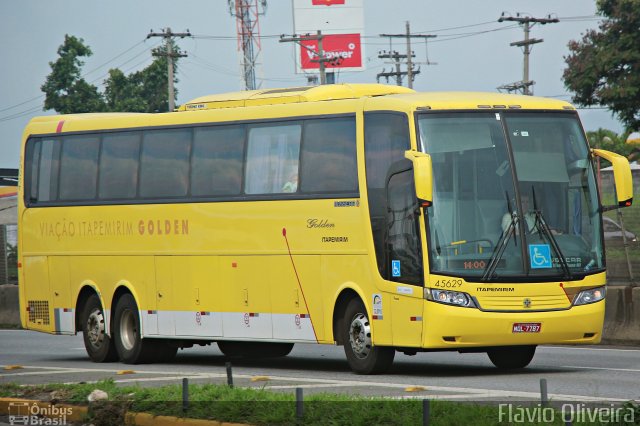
[282,227,319,342]
[56,120,65,133]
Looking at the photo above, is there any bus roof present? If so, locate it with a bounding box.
[180,84,575,112]
[178,83,415,111]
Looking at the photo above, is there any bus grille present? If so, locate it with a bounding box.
[28,300,50,325]
[476,295,570,311]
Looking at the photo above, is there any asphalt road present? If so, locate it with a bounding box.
[1,330,639,403]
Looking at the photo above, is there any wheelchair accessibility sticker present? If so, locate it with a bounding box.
[529,244,552,269]
[391,260,401,277]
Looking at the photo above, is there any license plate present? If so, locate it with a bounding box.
[512,322,541,333]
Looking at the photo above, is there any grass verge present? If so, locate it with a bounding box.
[2,380,639,426]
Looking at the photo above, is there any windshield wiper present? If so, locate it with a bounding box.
[531,189,573,280]
[482,192,517,281]
[531,210,573,280]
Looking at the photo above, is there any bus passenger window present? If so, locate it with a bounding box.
[192,125,244,196]
[99,132,141,200]
[300,117,357,193]
[245,123,301,195]
[140,129,191,198]
[59,135,100,201]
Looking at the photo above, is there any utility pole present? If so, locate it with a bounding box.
[147,28,192,112]
[280,31,341,85]
[497,13,559,95]
[376,51,409,86]
[380,21,436,88]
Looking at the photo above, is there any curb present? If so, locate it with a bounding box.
[0,397,249,426]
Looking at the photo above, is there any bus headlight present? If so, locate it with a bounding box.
[425,289,477,308]
[573,286,606,306]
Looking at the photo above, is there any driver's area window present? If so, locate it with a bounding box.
[387,169,423,285]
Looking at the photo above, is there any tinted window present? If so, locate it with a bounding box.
[59,135,100,200]
[140,129,191,198]
[192,125,244,196]
[364,113,411,277]
[99,132,141,199]
[25,139,41,202]
[300,117,357,193]
[37,139,61,202]
[245,123,301,194]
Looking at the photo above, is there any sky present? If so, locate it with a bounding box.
[0,0,624,169]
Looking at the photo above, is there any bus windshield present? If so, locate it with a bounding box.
[418,112,602,281]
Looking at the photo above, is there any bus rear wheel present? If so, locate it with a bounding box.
[341,298,394,374]
[81,294,118,362]
[113,294,171,364]
[487,345,536,369]
[217,341,294,358]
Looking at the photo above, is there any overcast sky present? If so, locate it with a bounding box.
[0,0,623,169]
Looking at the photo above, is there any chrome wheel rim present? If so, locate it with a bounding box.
[348,313,371,359]
[86,309,105,348]
[119,309,137,351]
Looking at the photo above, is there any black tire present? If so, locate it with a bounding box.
[113,293,157,364]
[487,345,536,369]
[81,294,118,362]
[217,341,294,358]
[341,298,394,374]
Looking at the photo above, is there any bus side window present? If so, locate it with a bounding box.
[245,122,302,195]
[37,139,61,203]
[300,117,357,193]
[99,132,141,200]
[192,125,245,197]
[139,129,191,199]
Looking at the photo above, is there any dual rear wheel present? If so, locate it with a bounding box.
[81,293,177,364]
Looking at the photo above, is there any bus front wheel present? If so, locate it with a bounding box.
[81,294,118,362]
[487,345,536,369]
[113,294,176,364]
[341,298,394,374]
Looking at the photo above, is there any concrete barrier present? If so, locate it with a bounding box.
[601,286,640,345]
[0,284,20,327]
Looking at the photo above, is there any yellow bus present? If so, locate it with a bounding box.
[18,84,633,374]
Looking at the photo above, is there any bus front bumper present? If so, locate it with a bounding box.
[422,300,604,348]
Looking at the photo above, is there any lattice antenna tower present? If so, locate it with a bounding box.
[229,0,267,91]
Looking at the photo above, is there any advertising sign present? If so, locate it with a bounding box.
[299,33,362,69]
[292,0,365,72]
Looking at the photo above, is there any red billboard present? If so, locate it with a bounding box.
[311,0,345,5]
[299,33,362,70]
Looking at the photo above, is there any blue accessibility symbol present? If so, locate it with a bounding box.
[529,244,552,269]
[391,260,401,277]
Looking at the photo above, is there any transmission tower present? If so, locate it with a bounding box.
[229,0,267,91]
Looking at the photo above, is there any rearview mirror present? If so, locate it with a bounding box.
[404,150,433,206]
[592,149,633,209]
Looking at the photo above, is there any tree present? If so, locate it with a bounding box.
[563,0,640,132]
[42,35,180,114]
[41,35,106,113]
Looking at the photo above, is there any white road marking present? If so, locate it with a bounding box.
[561,365,640,373]
[4,363,636,402]
[542,345,640,353]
